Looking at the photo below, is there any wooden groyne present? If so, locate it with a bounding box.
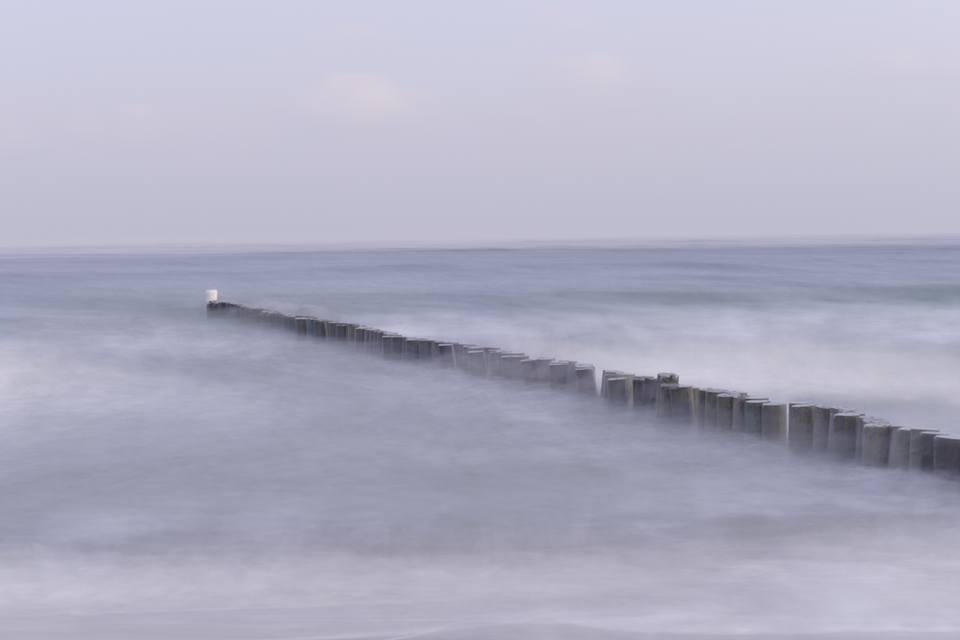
[206,290,960,479]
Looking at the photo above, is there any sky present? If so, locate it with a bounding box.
[1,0,959,247]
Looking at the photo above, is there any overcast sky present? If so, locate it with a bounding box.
[2,1,959,247]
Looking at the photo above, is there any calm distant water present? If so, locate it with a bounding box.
[1,242,959,638]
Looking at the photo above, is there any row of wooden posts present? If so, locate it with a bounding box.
[207,297,960,479]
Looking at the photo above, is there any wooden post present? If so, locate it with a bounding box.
[636,376,658,406]
[887,427,910,470]
[669,386,695,424]
[321,321,336,339]
[716,394,735,430]
[761,403,788,442]
[933,436,960,477]
[465,349,487,375]
[656,383,678,419]
[690,387,705,424]
[861,424,893,467]
[607,376,632,406]
[788,404,814,454]
[601,370,626,398]
[731,394,754,432]
[908,429,939,471]
[294,316,309,335]
[549,361,576,388]
[701,389,726,428]
[828,412,861,459]
[631,377,649,407]
[499,354,527,379]
[454,344,476,370]
[811,406,838,453]
[382,333,405,359]
[530,358,554,383]
[743,400,766,436]
[575,365,597,395]
[479,348,501,375]
[437,343,456,367]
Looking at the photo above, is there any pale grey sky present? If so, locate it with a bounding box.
[2,0,959,247]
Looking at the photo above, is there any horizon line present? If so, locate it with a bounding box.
[3,233,960,256]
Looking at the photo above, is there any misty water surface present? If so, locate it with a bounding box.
[1,243,959,638]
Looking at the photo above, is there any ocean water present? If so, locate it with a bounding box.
[1,242,959,638]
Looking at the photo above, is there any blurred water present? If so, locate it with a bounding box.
[1,242,959,638]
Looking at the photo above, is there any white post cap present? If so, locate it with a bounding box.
[206,289,219,303]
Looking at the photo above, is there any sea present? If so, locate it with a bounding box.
[1,241,959,638]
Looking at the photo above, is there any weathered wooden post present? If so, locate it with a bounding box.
[933,436,960,477]
[788,404,814,453]
[645,373,675,414]
[716,394,735,430]
[465,349,487,375]
[656,383,678,419]
[601,370,626,398]
[731,394,755,432]
[478,348,499,376]
[381,333,406,359]
[575,365,597,395]
[908,429,939,471]
[520,358,536,381]
[743,400,766,436]
[453,344,474,370]
[320,321,335,339]
[420,340,439,360]
[631,377,647,407]
[404,339,426,360]
[528,358,553,383]
[331,322,354,341]
[861,423,893,467]
[828,412,861,459]
[295,316,312,336]
[436,343,455,367]
[854,417,866,461]
[498,354,526,379]
[887,427,911,470]
[549,361,577,389]
[811,406,838,453]
[701,389,726,428]
[761,403,788,442]
[669,386,695,424]
[607,376,632,406]
[540,360,557,383]
[690,388,704,424]
[634,376,657,406]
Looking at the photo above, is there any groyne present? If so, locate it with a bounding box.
[206,290,960,478]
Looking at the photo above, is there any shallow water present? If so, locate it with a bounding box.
[1,243,959,637]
